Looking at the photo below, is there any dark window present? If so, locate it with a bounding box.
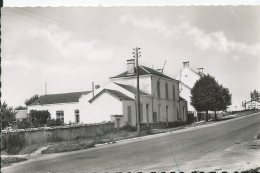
[75,110,80,123]
[56,111,64,123]
[165,83,169,99]
[146,104,149,123]
[172,84,176,100]
[127,106,132,123]
[158,104,161,121]
[166,106,169,122]
[153,112,157,122]
[140,104,143,123]
[157,81,160,98]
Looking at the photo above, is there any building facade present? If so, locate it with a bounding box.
[245,100,260,110]
[29,60,188,127]
[175,61,204,121]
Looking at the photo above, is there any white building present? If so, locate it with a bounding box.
[175,61,204,120]
[28,91,90,123]
[28,59,188,127]
[245,100,260,110]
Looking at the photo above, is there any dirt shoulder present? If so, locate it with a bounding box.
[176,137,260,172]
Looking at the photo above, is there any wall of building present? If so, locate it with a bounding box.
[245,100,260,109]
[28,103,79,124]
[179,100,188,122]
[179,84,195,112]
[80,92,123,124]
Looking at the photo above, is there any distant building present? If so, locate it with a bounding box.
[245,100,260,110]
[28,91,90,123]
[15,110,28,121]
[175,61,204,120]
[28,59,188,127]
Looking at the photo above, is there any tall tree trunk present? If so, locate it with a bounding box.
[206,110,208,122]
[214,110,217,121]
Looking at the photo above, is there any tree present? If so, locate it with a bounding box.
[250,90,260,101]
[25,94,40,106]
[14,106,27,110]
[0,102,17,129]
[191,74,219,122]
[211,85,232,120]
[28,110,51,127]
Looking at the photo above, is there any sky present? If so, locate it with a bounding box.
[1,6,260,110]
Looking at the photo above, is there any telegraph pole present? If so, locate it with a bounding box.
[133,47,141,134]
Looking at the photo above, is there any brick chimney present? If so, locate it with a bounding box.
[127,59,135,75]
[197,68,204,73]
[183,61,189,67]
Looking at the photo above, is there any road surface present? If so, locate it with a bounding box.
[3,112,260,173]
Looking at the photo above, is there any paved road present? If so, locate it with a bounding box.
[3,113,260,173]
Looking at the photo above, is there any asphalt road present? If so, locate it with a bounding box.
[3,112,260,173]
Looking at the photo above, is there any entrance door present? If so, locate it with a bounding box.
[153,112,157,122]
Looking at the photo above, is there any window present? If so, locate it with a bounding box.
[157,81,160,98]
[158,104,161,121]
[56,111,64,123]
[166,106,169,122]
[153,112,157,122]
[172,84,176,100]
[140,104,143,123]
[165,83,169,99]
[75,110,80,123]
[146,104,149,123]
[127,106,132,123]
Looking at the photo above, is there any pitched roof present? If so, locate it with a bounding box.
[110,65,178,81]
[89,89,134,103]
[30,91,91,106]
[180,97,186,101]
[114,83,149,95]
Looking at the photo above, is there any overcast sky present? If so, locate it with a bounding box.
[1,6,260,110]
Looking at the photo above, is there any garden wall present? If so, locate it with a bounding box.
[1,123,114,152]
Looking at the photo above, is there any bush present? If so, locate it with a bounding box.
[28,110,51,127]
[17,119,31,129]
[46,119,63,127]
[120,124,137,132]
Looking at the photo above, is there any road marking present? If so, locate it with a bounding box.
[172,152,181,173]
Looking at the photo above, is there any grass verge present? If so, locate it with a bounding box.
[1,157,28,167]
[41,139,95,154]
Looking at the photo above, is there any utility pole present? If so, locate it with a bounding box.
[133,47,141,134]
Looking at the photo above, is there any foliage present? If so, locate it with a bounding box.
[191,74,232,121]
[46,119,63,127]
[1,102,17,129]
[120,123,137,132]
[14,106,27,110]
[28,110,51,127]
[24,94,40,106]
[16,119,31,129]
[211,84,232,119]
[250,89,260,101]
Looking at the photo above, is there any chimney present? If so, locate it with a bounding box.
[156,69,163,73]
[127,59,135,75]
[183,61,189,67]
[95,85,100,89]
[197,68,204,73]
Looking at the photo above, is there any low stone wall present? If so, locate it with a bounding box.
[1,123,114,152]
[148,122,187,129]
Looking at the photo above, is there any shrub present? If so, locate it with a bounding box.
[28,110,51,127]
[120,124,137,132]
[16,119,31,129]
[46,119,63,127]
